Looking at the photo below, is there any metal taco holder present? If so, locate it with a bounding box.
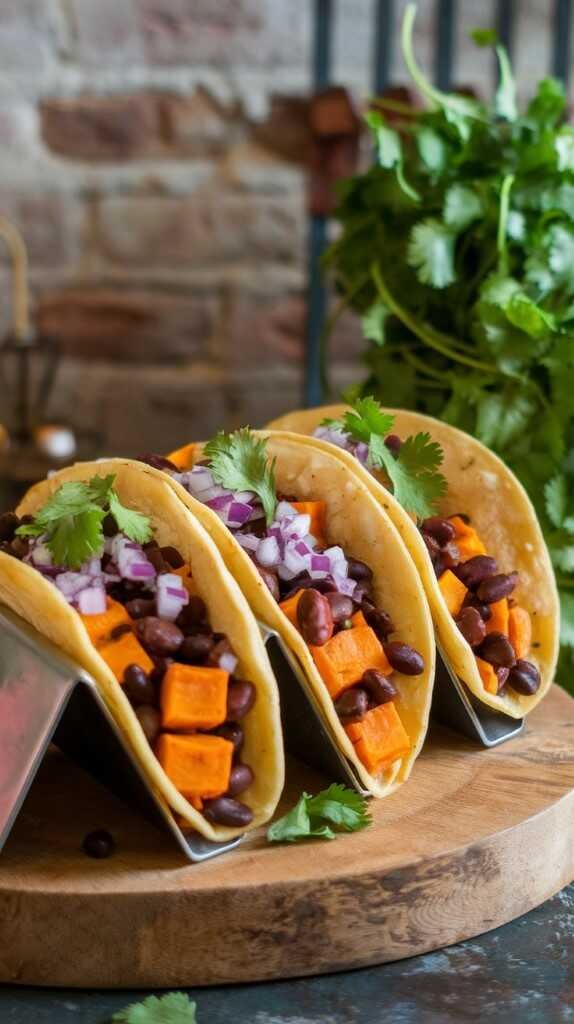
[432,641,524,746]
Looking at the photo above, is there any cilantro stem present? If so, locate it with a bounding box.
[497,173,515,272]
[402,347,449,381]
[372,263,499,374]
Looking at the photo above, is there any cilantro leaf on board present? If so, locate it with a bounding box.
[16,475,152,570]
[267,784,372,843]
[113,991,197,1023]
[204,428,277,525]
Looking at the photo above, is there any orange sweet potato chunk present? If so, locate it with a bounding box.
[311,625,392,700]
[80,597,131,647]
[345,702,410,773]
[438,569,468,617]
[156,733,233,800]
[166,442,197,470]
[279,589,304,629]
[173,563,195,595]
[350,610,367,628]
[98,631,155,683]
[291,501,327,544]
[486,598,509,637]
[449,516,486,561]
[509,606,531,659]
[161,663,229,731]
[476,656,498,694]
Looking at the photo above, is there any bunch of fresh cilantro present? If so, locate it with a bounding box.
[325,4,574,689]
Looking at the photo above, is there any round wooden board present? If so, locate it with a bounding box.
[1,685,574,989]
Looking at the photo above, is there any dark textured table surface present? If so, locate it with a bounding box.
[2,884,573,1024]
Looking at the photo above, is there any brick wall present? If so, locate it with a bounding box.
[0,0,559,455]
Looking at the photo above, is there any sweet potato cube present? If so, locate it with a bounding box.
[80,597,131,647]
[345,702,410,773]
[476,656,498,695]
[449,516,486,561]
[279,589,304,629]
[438,569,468,617]
[509,606,531,659]
[165,442,197,470]
[173,563,195,595]
[291,501,327,544]
[156,733,233,800]
[350,610,367,628]
[486,599,509,637]
[161,663,229,731]
[311,624,392,700]
[98,631,154,683]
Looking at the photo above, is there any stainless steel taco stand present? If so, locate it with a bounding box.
[432,642,524,746]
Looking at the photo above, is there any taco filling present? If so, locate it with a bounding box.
[1,476,258,829]
[143,433,425,778]
[312,404,540,700]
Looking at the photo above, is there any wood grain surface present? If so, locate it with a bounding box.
[1,685,573,989]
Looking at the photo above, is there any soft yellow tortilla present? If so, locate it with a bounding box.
[161,433,436,796]
[11,459,284,841]
[267,406,560,718]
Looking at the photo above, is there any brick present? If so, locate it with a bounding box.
[36,288,218,363]
[226,369,302,430]
[0,1,60,71]
[97,193,303,268]
[40,95,161,162]
[162,89,238,154]
[228,290,305,370]
[70,0,145,67]
[223,141,305,195]
[0,193,83,268]
[252,95,311,163]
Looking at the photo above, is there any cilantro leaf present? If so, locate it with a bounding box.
[370,432,447,520]
[267,784,371,844]
[443,185,483,231]
[560,592,574,648]
[545,475,567,528]
[342,396,395,442]
[113,991,197,1023]
[362,300,389,346]
[407,219,456,288]
[109,491,153,545]
[204,428,277,525]
[15,474,152,570]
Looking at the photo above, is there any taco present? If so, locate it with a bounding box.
[1,460,284,840]
[139,429,435,796]
[266,401,560,719]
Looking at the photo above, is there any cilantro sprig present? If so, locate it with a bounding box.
[204,428,277,525]
[267,783,372,843]
[325,5,574,689]
[327,397,447,519]
[16,474,152,570]
[113,992,197,1023]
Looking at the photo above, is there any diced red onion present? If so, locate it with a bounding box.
[311,554,330,572]
[202,486,232,505]
[313,425,351,450]
[205,493,233,511]
[355,441,369,465]
[185,467,215,495]
[275,501,296,520]
[130,563,157,578]
[219,651,238,673]
[236,533,259,552]
[227,501,253,526]
[113,536,157,583]
[77,586,107,615]
[289,513,311,538]
[257,536,280,567]
[157,572,189,621]
[55,572,93,600]
[334,575,357,597]
[277,563,299,581]
[30,542,53,568]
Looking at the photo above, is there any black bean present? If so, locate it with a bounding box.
[207,637,237,668]
[227,763,254,797]
[125,597,157,620]
[476,572,519,605]
[176,595,207,630]
[82,829,115,859]
[507,659,541,696]
[9,536,29,559]
[334,687,369,722]
[477,632,516,669]
[137,453,179,472]
[146,547,171,574]
[123,664,157,706]
[455,555,499,590]
[110,623,132,641]
[227,679,256,720]
[353,580,374,605]
[214,722,244,756]
[102,513,117,538]
[496,667,510,692]
[150,655,173,685]
[180,633,214,663]
[420,516,456,547]
[326,591,355,624]
[0,512,19,542]
[361,600,394,640]
[135,704,161,743]
[384,434,402,457]
[347,558,373,582]
[203,797,253,827]
[282,576,337,600]
[361,669,397,704]
[135,616,184,655]
[384,642,424,675]
[160,545,185,569]
[463,594,492,622]
[297,589,334,646]
[255,563,280,602]
[454,606,486,648]
[421,531,441,561]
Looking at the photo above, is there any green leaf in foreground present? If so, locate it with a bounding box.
[370,432,447,520]
[267,784,372,843]
[113,991,197,1023]
[204,428,277,525]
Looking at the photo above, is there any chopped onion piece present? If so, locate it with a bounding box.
[157,572,189,621]
[313,425,350,450]
[77,586,107,615]
[257,536,280,567]
[275,501,296,520]
[236,533,259,552]
[311,554,330,572]
[227,501,253,526]
[219,651,238,673]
